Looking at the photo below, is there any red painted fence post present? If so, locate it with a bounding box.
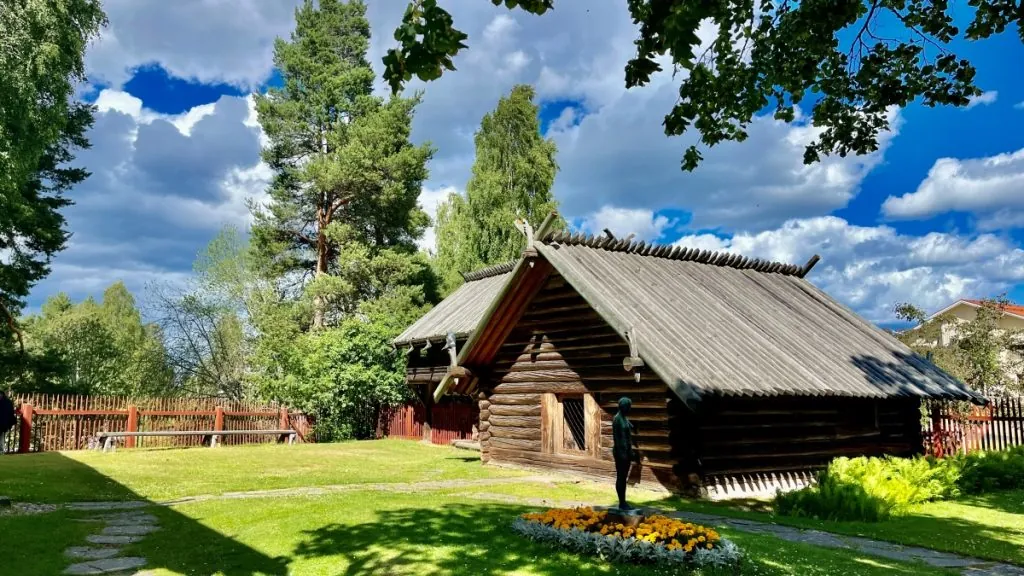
[214,406,225,447]
[126,405,138,449]
[18,403,33,454]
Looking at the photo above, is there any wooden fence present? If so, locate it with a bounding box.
[2,394,312,453]
[924,397,1024,457]
[377,401,478,445]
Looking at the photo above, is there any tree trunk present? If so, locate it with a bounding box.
[312,205,329,330]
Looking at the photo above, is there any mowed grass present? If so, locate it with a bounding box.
[0,440,525,502]
[115,491,953,576]
[458,479,1024,567]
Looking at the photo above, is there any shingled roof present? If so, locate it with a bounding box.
[392,261,515,347]
[439,228,983,403]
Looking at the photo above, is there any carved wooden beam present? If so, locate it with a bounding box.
[622,327,644,383]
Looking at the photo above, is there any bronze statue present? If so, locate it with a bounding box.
[612,396,638,510]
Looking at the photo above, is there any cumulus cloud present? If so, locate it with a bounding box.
[882,148,1024,229]
[550,99,902,232]
[579,207,676,241]
[674,217,1024,322]
[85,0,303,89]
[31,90,268,307]
[966,90,998,109]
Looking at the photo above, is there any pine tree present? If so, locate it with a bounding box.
[433,84,562,293]
[249,0,432,329]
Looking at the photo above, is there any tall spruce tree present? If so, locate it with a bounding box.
[433,84,562,293]
[250,0,432,329]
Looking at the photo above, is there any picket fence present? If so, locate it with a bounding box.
[924,396,1024,457]
[3,394,312,453]
[4,394,1019,457]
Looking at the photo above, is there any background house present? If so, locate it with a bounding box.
[907,299,1024,394]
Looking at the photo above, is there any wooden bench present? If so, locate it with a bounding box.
[95,429,297,452]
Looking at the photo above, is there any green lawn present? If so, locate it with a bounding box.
[0,440,980,575]
[0,440,525,502]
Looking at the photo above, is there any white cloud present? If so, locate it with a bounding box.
[31,91,268,308]
[1014,101,1024,110]
[551,99,902,232]
[882,148,1024,228]
[85,0,302,89]
[966,90,998,109]
[417,186,460,253]
[674,216,1024,322]
[580,207,675,241]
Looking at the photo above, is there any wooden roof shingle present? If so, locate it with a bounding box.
[392,262,514,347]
[435,225,983,403]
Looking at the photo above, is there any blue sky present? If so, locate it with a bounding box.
[27,1,1024,327]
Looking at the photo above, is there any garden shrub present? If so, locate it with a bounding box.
[956,446,1024,494]
[775,446,1024,522]
[774,455,958,522]
[512,507,742,572]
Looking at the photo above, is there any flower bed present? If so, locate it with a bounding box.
[512,507,742,571]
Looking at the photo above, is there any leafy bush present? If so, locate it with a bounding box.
[513,507,742,572]
[775,455,958,522]
[956,446,1024,494]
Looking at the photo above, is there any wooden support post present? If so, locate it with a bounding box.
[930,403,944,457]
[18,403,33,454]
[213,406,225,448]
[126,405,139,449]
[423,383,435,444]
[279,407,289,430]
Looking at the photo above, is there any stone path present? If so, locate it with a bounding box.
[62,507,159,575]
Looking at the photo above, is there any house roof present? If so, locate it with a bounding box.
[963,299,1024,319]
[392,261,515,347]
[438,226,983,404]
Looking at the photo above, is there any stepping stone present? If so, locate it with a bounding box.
[65,547,122,560]
[89,512,155,522]
[101,515,158,527]
[101,525,160,536]
[86,535,143,546]
[63,557,146,574]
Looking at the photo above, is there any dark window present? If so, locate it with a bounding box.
[562,397,586,451]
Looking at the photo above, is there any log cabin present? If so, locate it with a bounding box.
[392,261,515,442]
[423,214,985,498]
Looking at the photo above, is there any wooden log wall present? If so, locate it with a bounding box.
[692,395,924,478]
[479,274,684,490]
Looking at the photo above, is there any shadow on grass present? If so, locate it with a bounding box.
[3,452,288,576]
[291,500,947,576]
[956,489,1024,515]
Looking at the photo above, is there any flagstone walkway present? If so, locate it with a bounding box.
[62,504,157,575]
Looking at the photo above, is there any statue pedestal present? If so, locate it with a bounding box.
[605,507,644,527]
